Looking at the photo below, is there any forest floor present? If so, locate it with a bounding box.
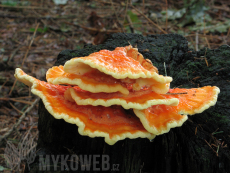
[0,0,230,172]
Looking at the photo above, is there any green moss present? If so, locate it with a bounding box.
[194,146,211,170]
[208,112,230,125]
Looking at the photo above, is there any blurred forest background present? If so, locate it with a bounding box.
[0,0,230,171]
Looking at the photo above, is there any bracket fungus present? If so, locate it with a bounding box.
[14,45,220,145]
[64,86,179,109]
[46,46,171,95]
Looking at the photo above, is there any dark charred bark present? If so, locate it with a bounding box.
[27,33,230,173]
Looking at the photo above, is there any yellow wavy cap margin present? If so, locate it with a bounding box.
[66,87,179,109]
[15,68,155,145]
[63,46,172,94]
[46,66,129,95]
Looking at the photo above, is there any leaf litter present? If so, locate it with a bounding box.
[0,0,230,171]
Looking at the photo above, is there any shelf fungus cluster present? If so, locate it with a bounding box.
[15,46,220,145]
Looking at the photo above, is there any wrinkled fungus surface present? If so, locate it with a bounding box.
[14,45,220,145]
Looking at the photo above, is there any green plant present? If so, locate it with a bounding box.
[30,26,48,33]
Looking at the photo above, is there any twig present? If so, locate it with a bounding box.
[225,27,230,44]
[0,14,77,19]
[165,0,168,32]
[9,23,39,95]
[9,102,23,114]
[122,0,129,25]
[212,128,219,135]
[204,139,218,156]
[79,25,119,33]
[12,96,32,99]
[126,15,134,33]
[7,46,22,65]
[9,79,17,96]
[142,0,145,12]
[204,37,211,49]
[22,23,40,66]
[93,0,120,6]
[184,34,219,39]
[194,49,209,67]
[0,128,9,133]
[227,27,230,38]
[0,4,49,10]
[203,15,211,49]
[165,92,188,95]
[131,5,167,34]
[109,0,124,32]
[203,13,206,35]
[195,31,199,51]
[0,78,8,92]
[212,5,230,12]
[195,127,197,135]
[164,62,167,76]
[0,98,40,143]
[204,48,209,67]
[0,97,33,105]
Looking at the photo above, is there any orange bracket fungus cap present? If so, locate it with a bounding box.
[15,68,155,145]
[46,65,130,95]
[63,45,160,78]
[164,86,220,115]
[133,86,220,135]
[133,105,188,135]
[14,46,220,145]
[65,86,179,109]
[47,46,171,94]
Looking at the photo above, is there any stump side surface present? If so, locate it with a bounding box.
[28,33,230,173]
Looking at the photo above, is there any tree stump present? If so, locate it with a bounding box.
[27,33,230,173]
